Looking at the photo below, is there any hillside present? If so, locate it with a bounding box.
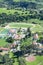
[0,0,43,26]
[0,0,43,2]
[0,0,43,9]
[0,0,43,65]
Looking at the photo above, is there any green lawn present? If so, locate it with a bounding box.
[0,39,8,47]
[9,51,43,65]
[26,56,43,65]
[9,23,34,28]
[9,22,43,33]
[0,27,4,31]
[31,24,43,33]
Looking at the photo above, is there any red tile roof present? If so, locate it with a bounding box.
[0,47,9,51]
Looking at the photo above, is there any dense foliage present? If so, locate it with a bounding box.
[0,0,43,26]
[0,54,13,65]
[0,10,43,25]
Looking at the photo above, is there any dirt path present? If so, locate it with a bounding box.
[4,25,10,29]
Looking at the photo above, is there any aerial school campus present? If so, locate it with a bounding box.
[0,0,43,65]
[0,23,43,65]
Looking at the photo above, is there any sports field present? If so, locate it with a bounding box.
[0,23,43,47]
[10,52,43,65]
[0,23,43,35]
[9,23,43,33]
[0,29,9,35]
[26,56,43,65]
[9,23,34,28]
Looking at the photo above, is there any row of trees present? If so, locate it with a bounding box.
[0,10,43,25]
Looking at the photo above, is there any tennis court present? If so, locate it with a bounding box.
[0,29,9,35]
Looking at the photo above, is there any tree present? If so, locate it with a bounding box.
[38,37,43,44]
[6,37,14,43]
[27,28,31,37]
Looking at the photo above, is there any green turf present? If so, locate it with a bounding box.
[0,39,8,47]
[31,24,43,33]
[0,27,4,31]
[9,51,43,65]
[26,56,43,65]
[0,29,9,35]
[9,23,34,28]
[9,22,43,33]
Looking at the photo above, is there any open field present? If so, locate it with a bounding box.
[10,52,43,65]
[9,23,43,33]
[0,27,4,31]
[31,24,43,33]
[9,23,34,28]
[0,23,43,35]
[0,39,8,47]
[26,56,43,65]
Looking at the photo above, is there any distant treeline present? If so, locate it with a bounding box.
[0,10,43,24]
[0,0,43,25]
[0,1,43,9]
